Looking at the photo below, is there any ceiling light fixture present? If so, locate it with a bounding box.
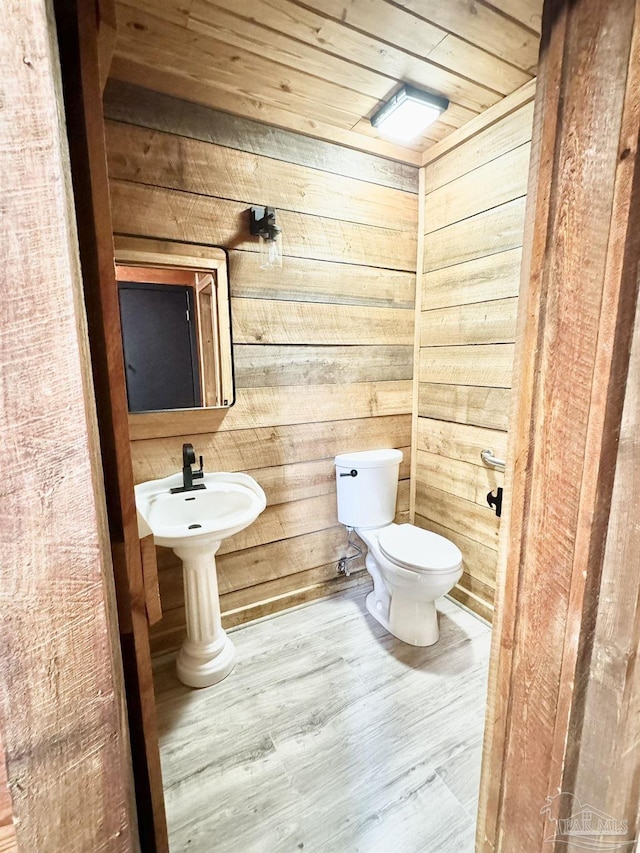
[371,85,449,143]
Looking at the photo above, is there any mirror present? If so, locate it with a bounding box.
[114,237,234,413]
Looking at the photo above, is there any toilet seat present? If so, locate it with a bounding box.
[378,524,462,574]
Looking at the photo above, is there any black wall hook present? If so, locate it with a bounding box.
[487,487,503,518]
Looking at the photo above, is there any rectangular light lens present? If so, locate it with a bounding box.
[371,86,449,143]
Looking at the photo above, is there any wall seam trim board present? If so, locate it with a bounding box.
[410,167,426,521]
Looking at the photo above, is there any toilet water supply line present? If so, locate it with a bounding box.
[337,527,363,576]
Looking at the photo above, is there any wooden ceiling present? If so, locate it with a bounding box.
[109,0,542,164]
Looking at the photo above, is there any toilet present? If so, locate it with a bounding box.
[335,448,463,646]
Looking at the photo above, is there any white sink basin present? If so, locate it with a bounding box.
[135,472,266,547]
[134,471,266,689]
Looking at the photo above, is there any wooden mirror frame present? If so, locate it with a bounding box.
[114,236,235,414]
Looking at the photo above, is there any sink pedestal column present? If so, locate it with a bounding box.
[172,541,235,688]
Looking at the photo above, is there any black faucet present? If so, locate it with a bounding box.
[170,443,206,494]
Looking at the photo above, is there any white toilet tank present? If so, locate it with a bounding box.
[335,449,403,529]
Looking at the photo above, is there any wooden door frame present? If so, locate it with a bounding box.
[478,0,640,849]
[53,0,168,849]
[0,731,17,853]
[1,0,137,848]
[45,0,640,850]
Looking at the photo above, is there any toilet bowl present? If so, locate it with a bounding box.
[357,523,463,646]
[335,449,463,647]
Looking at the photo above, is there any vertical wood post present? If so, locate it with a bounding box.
[54,0,169,849]
[0,731,18,853]
[0,1,136,848]
[478,0,640,849]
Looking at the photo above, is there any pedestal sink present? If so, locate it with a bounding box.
[135,472,266,688]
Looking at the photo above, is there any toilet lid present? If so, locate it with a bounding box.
[378,524,462,573]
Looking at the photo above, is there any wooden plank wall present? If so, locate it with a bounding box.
[414,90,535,622]
[103,82,417,655]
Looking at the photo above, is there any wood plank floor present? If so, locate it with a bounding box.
[153,583,491,852]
